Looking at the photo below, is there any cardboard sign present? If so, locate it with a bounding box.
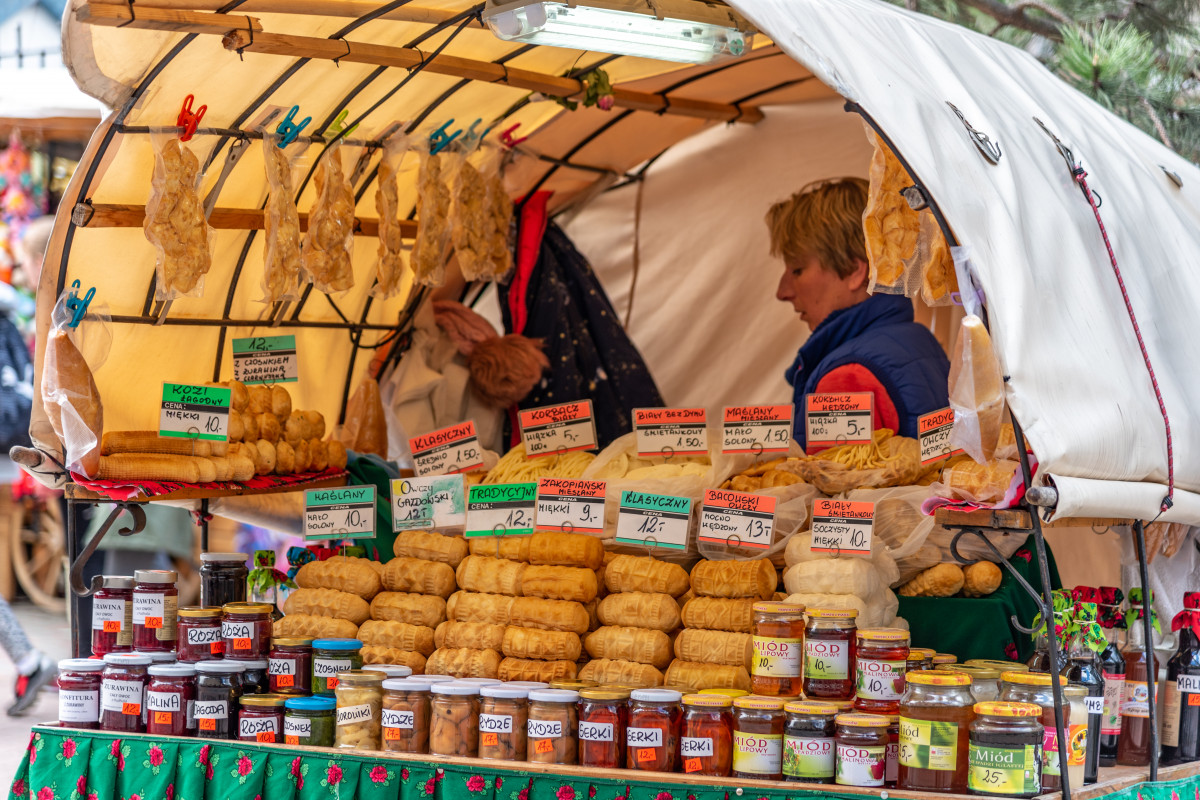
[466,483,537,538]
[159,383,230,441]
[919,407,964,465]
[721,405,793,454]
[805,393,874,453]
[304,486,376,540]
[810,498,874,556]
[616,491,692,550]
[409,422,485,477]
[634,408,708,458]
[536,478,606,535]
[232,335,298,384]
[518,401,597,457]
[698,489,777,549]
[391,475,466,531]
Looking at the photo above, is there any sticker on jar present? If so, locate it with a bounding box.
[337,704,373,725]
[1042,727,1062,776]
[194,700,229,723]
[383,709,414,729]
[1101,673,1125,735]
[805,638,849,680]
[627,727,663,747]
[284,716,311,740]
[269,657,296,676]
[733,731,783,775]
[1066,722,1088,767]
[886,740,898,783]
[314,658,351,677]
[836,742,887,786]
[1085,696,1104,715]
[100,679,143,713]
[92,598,125,631]
[59,690,99,723]
[783,735,834,779]
[240,716,279,739]
[222,622,255,651]
[681,737,714,757]
[968,743,1040,795]
[187,626,222,646]
[132,593,164,627]
[753,635,802,677]
[1120,680,1150,718]
[856,658,907,701]
[578,721,613,742]
[479,713,513,734]
[899,717,960,771]
[147,691,181,713]
[527,719,562,739]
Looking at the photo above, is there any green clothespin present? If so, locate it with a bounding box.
[329,108,359,138]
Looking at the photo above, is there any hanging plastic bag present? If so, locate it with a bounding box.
[863,129,920,297]
[374,132,410,300]
[301,140,355,294]
[261,132,305,304]
[481,147,514,281]
[450,149,492,281]
[917,211,959,306]
[144,132,213,300]
[410,145,453,287]
[948,314,1006,463]
[338,376,387,458]
[41,289,111,477]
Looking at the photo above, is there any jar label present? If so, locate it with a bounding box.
[132,593,162,625]
[1120,680,1150,718]
[752,635,802,677]
[100,679,143,714]
[336,704,373,725]
[187,626,222,646]
[856,658,906,701]
[968,744,1040,795]
[783,735,833,779]
[59,690,99,723]
[194,700,229,720]
[886,740,898,783]
[1181,674,1200,693]
[240,716,279,739]
[1085,696,1104,715]
[1101,673,1125,735]
[805,639,849,681]
[1162,680,1182,748]
[383,709,414,729]
[147,690,181,712]
[527,719,561,739]
[479,713,513,734]
[92,599,125,631]
[626,727,663,747]
[1066,722,1088,766]
[732,731,783,775]
[159,594,178,641]
[1042,728,1061,776]
[269,658,296,676]
[681,737,714,757]
[835,742,886,786]
[187,699,196,728]
[578,721,613,742]
[222,622,253,639]
[284,716,311,738]
[898,717,960,771]
[314,658,351,677]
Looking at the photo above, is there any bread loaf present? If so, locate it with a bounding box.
[446,591,514,625]
[584,626,672,668]
[393,531,468,567]
[502,626,582,661]
[383,557,457,598]
[370,592,447,628]
[361,647,427,673]
[664,659,751,691]
[425,647,501,679]
[508,597,589,634]
[455,555,526,596]
[597,592,680,632]
[357,620,436,656]
[690,559,777,599]
[528,531,604,569]
[578,658,664,688]
[295,559,382,600]
[283,587,370,625]
[274,613,359,639]
[674,628,753,669]
[434,620,506,651]
[497,657,578,682]
[604,555,690,597]
[680,597,755,632]
[520,564,598,603]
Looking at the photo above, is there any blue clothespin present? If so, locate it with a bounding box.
[328,108,359,138]
[429,119,463,155]
[276,105,311,148]
[64,280,95,328]
[460,118,484,150]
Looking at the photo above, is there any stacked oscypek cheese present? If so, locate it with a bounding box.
[278,556,383,640]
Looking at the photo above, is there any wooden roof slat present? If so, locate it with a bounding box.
[79,203,415,238]
[124,0,482,26]
[76,3,262,35]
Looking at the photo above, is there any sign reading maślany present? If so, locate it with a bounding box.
[409,421,484,477]
[918,407,964,465]
[232,335,298,385]
[160,382,230,442]
[810,498,874,556]
[721,405,793,454]
[304,486,376,540]
[518,401,597,457]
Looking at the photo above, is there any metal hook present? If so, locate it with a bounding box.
[947,102,1001,164]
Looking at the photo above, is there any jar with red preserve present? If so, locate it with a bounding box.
[856,628,910,714]
[146,663,196,736]
[805,608,858,700]
[100,653,151,733]
[222,602,273,660]
[578,687,629,768]
[269,637,313,694]
[91,576,133,656]
[752,601,806,697]
[132,570,178,652]
[681,693,733,776]
[626,688,681,772]
[177,608,224,662]
[239,694,288,742]
[58,658,104,729]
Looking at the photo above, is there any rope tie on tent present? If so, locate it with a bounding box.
[117,0,136,28]
[333,38,352,67]
[235,22,254,61]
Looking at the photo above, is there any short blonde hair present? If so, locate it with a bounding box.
[765,178,869,279]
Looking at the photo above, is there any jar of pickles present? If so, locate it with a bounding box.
[239,694,287,742]
[579,687,629,768]
[856,628,910,713]
[805,608,858,700]
[146,663,196,736]
[752,601,805,697]
[898,670,976,793]
[967,702,1045,797]
[383,678,431,753]
[284,695,336,747]
[268,638,313,694]
[58,659,104,729]
[195,661,243,739]
[680,693,733,776]
[100,653,151,733]
[528,688,578,765]
[948,665,1002,702]
[733,695,786,780]
[312,638,363,694]
[479,684,530,761]
[627,688,681,771]
[177,608,224,662]
[784,700,838,783]
[132,570,178,653]
[431,682,480,757]
[222,602,273,660]
[335,670,384,750]
[91,576,133,656]
[835,713,890,787]
[999,670,1070,792]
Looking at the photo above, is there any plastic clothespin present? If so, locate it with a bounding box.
[500,123,528,149]
[176,94,207,142]
[276,105,312,148]
[461,118,485,150]
[64,279,95,328]
[328,108,360,139]
[429,119,463,155]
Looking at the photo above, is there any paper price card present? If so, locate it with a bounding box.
[304,486,376,540]
[409,421,485,477]
[805,393,874,453]
[721,405,793,454]
[616,491,692,550]
[698,489,777,550]
[518,400,597,456]
[919,407,964,465]
[391,475,466,532]
[810,498,874,556]
[634,408,708,458]
[466,483,537,538]
[232,335,298,385]
[536,477,606,534]
[160,382,231,441]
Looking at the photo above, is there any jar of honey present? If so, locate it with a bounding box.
[784,700,838,783]
[835,713,890,787]
[751,601,805,697]
[681,693,733,776]
[856,628,910,714]
[898,670,976,793]
[805,608,857,700]
[732,695,785,779]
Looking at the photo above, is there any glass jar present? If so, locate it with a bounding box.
[195,661,244,739]
[58,658,104,729]
[269,637,313,694]
[966,659,1028,673]
[783,700,837,783]
[856,628,910,714]
[548,679,596,690]
[233,659,264,695]
[100,653,150,733]
[527,688,579,764]
[701,688,750,700]
[91,576,133,656]
[222,602,273,660]
[907,651,927,674]
[239,694,287,742]
[146,663,196,736]
[284,695,337,746]
[382,678,432,753]
[805,608,857,700]
[199,552,249,608]
[999,670,1070,792]
[933,654,958,668]
[751,601,805,697]
[910,647,936,670]
[948,665,1001,702]
[1062,684,1088,790]
[898,670,975,792]
[431,682,480,757]
[579,687,629,768]
[885,713,900,786]
[335,670,384,750]
[362,664,414,680]
[177,607,224,662]
[626,688,681,771]
[312,638,363,695]
[136,650,178,665]
[132,570,178,653]
[967,701,1044,797]
[479,684,530,761]
[733,695,785,779]
[680,693,733,776]
[835,713,890,787]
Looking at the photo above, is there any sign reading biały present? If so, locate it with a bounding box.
[804,393,874,453]
[466,483,537,538]
[391,475,466,532]
[699,489,777,550]
[721,406,793,454]
[160,383,231,441]
[518,401,597,457]
[305,486,376,540]
[616,491,692,550]
[536,478,606,535]
[919,407,964,465]
[232,335,298,384]
[810,499,874,556]
[409,422,484,477]
[633,408,708,458]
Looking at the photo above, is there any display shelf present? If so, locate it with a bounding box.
[933,508,1134,531]
[63,469,349,502]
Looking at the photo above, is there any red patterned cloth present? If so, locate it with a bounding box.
[68,468,348,501]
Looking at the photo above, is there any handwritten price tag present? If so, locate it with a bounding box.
[634,408,707,458]
[482,733,499,746]
[805,393,874,453]
[103,621,121,633]
[122,702,140,716]
[698,489,776,550]
[519,401,597,456]
[275,674,294,688]
[159,382,230,442]
[919,407,963,465]
[154,711,172,724]
[721,405,793,454]
[534,739,554,754]
[392,475,466,532]
[685,758,702,773]
[466,483,537,538]
[810,499,874,556]
[304,486,376,540]
[409,422,485,476]
[616,491,692,550]
[536,477,606,534]
[232,335,298,384]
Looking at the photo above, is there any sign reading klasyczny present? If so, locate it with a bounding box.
[536,478,606,535]
[518,401,598,457]
[232,335,298,385]
[698,489,777,550]
[160,383,231,441]
[615,491,692,550]
[391,475,466,532]
[810,498,874,556]
[305,486,376,540]
[409,422,485,477]
[805,393,874,454]
[466,483,537,538]
[633,408,708,458]
[918,407,964,466]
[721,406,793,454]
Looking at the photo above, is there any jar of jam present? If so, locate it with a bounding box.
[856,628,910,713]
[336,670,384,750]
[177,607,224,662]
[199,552,249,608]
[58,658,104,729]
[910,648,937,670]
[948,665,1002,702]
[238,659,266,694]
[240,694,287,742]
[681,693,733,776]
[733,695,785,779]
[132,570,178,652]
[222,602,273,660]
[100,653,150,733]
[967,701,1044,797]
[933,654,958,668]
[195,661,243,739]
[579,687,629,768]
[362,664,413,680]
[805,608,858,699]
[479,684,530,760]
[836,713,890,786]
[884,712,900,786]
[383,678,432,753]
[146,663,196,736]
[312,638,363,694]
[269,637,313,694]
[527,688,578,764]
[284,695,336,746]
[432,682,481,757]
[898,670,976,792]
[908,651,928,675]
[752,601,805,697]
[784,700,837,783]
[626,688,681,771]
[999,670,1070,792]
[91,576,133,656]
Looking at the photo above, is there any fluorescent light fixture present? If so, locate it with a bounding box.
[483,0,753,64]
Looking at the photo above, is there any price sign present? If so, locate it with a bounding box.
[634,408,708,458]
[409,421,485,476]
[466,483,537,538]
[804,393,874,453]
[721,405,793,454]
[536,477,606,534]
[304,486,376,540]
[810,498,874,556]
[518,401,597,456]
[919,407,964,465]
[160,382,231,441]
[616,491,692,550]
[391,475,466,532]
[232,335,298,384]
[698,489,777,550]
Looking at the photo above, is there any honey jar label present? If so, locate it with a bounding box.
[856,658,906,701]
[835,742,886,786]
[968,744,1040,795]
[783,735,833,779]
[1041,728,1061,777]
[578,721,613,742]
[1066,722,1088,766]
[59,690,99,723]
[1101,673,1124,735]
[1120,680,1150,718]
[382,709,414,729]
[898,717,960,771]
[479,713,513,734]
[805,639,849,681]
[733,732,783,775]
[753,635,802,677]
[92,599,125,631]
[100,679,143,713]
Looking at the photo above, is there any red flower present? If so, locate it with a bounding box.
[238,756,253,777]
[1004,642,1019,660]
[518,789,529,800]
[494,776,501,790]
[687,795,695,800]
[468,776,486,792]
[291,757,302,778]
[590,788,597,798]
[402,768,410,781]
[62,739,77,759]
[205,765,213,781]
[597,95,615,111]
[11,779,24,796]
[88,794,98,800]
[198,744,210,765]
[128,794,141,800]
[557,786,575,800]
[166,784,174,800]
[425,777,437,795]
[77,775,87,796]
[372,766,389,784]
[149,746,164,767]
[297,776,303,791]
[327,764,343,785]
[656,792,673,800]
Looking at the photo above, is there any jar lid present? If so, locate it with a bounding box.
[579,687,631,701]
[99,575,133,589]
[103,653,152,666]
[682,693,732,708]
[432,682,481,696]
[906,653,926,663]
[133,569,177,584]
[178,607,223,619]
[907,670,972,687]
[932,654,957,664]
[699,688,749,699]
[196,661,246,674]
[335,670,384,687]
[223,602,274,615]
[311,638,363,650]
[480,684,531,699]
[836,713,890,728]
[1062,684,1087,698]
[548,679,597,690]
[909,647,937,657]
[734,695,786,711]
[200,552,249,563]
[528,688,580,703]
[59,658,104,673]
[807,607,858,619]
[974,701,1044,718]
[149,664,196,677]
[858,627,910,642]
[785,700,839,715]
[454,678,502,686]
[630,688,682,703]
[238,659,268,669]
[422,675,457,683]
[241,694,289,707]
[135,651,178,664]
[383,678,433,692]
[752,600,805,614]
[966,659,1028,672]
[362,664,413,679]
[947,665,1000,680]
[285,695,336,711]
[272,637,315,647]
[505,681,550,689]
[1001,671,1067,687]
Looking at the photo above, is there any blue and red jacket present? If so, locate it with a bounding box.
[786,292,950,449]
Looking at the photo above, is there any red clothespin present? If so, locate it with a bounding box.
[177,94,207,142]
[500,123,528,149]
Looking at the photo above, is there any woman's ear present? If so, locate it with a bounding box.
[845,257,871,292]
